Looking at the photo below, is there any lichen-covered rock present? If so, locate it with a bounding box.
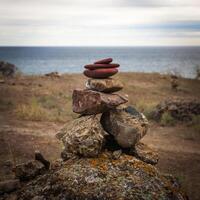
[17,152,187,200]
[101,106,148,148]
[86,78,123,93]
[72,89,128,115]
[14,161,45,181]
[56,115,106,159]
[152,98,200,121]
[131,142,159,165]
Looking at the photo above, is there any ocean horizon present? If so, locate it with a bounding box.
[0,46,200,78]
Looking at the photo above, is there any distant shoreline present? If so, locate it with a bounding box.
[0,46,199,78]
[1,46,200,48]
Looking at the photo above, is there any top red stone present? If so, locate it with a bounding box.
[94,58,113,64]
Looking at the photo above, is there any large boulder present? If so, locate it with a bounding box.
[86,78,123,93]
[101,106,148,148]
[17,152,187,200]
[72,89,128,115]
[56,115,106,159]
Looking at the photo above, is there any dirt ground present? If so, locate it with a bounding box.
[0,72,200,200]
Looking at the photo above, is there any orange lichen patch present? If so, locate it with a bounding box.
[110,154,158,176]
[89,153,110,172]
[89,153,158,176]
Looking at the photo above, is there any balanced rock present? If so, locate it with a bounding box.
[131,142,159,165]
[56,115,106,159]
[84,68,118,78]
[73,89,128,115]
[101,106,148,148]
[86,78,123,93]
[17,152,187,200]
[94,57,113,64]
[84,63,119,70]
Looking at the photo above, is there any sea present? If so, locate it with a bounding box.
[0,46,200,78]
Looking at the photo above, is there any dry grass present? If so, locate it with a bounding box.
[15,98,49,121]
[135,99,157,120]
[0,72,199,123]
[14,94,77,122]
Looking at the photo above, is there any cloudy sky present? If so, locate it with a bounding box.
[0,0,200,46]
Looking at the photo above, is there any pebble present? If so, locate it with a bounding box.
[84,68,118,78]
[84,63,119,70]
[94,58,113,64]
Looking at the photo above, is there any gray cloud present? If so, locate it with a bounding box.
[132,21,200,31]
[117,0,200,7]
[0,0,200,46]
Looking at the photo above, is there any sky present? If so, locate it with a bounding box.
[0,0,200,46]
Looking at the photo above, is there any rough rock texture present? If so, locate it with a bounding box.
[153,98,200,121]
[86,78,123,93]
[73,89,128,115]
[101,106,148,148]
[56,115,106,159]
[35,151,50,169]
[16,152,187,200]
[131,142,159,165]
[14,161,46,181]
[84,68,118,78]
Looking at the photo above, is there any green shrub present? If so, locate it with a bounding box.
[160,112,176,126]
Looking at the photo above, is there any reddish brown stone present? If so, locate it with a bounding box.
[84,68,118,78]
[72,89,128,115]
[94,58,113,64]
[84,63,120,70]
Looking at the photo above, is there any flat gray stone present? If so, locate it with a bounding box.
[101,106,148,148]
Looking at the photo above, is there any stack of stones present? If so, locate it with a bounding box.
[57,58,158,165]
[73,58,127,115]
[2,59,188,200]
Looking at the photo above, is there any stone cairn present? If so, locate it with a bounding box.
[56,58,158,164]
[1,58,187,199]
